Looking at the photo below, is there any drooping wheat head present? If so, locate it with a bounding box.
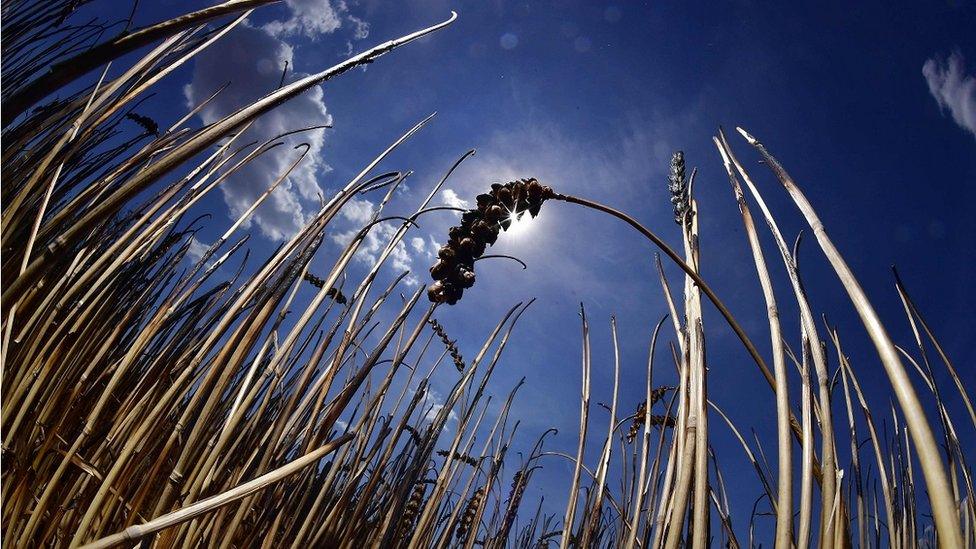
[428,178,552,304]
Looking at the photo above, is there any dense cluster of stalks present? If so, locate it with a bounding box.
[0,2,557,547]
[2,1,973,548]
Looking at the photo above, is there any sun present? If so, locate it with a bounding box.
[505,211,533,237]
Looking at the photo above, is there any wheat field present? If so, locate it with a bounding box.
[1,1,973,547]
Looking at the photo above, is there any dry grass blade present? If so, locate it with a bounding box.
[713,135,792,549]
[737,126,963,547]
[80,433,355,549]
[559,304,592,549]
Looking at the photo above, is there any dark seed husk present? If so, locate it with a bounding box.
[428,178,552,304]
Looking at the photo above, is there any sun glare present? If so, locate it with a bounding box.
[505,212,533,237]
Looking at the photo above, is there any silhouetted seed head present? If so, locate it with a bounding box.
[302,272,347,304]
[458,267,475,288]
[429,318,465,372]
[437,245,456,261]
[430,260,453,280]
[303,271,325,287]
[326,287,347,304]
[125,112,160,137]
[510,470,523,491]
[627,401,648,444]
[436,449,480,466]
[487,204,504,221]
[668,151,693,226]
[457,486,486,540]
[397,481,428,539]
[626,386,676,443]
[501,470,528,535]
[401,425,423,445]
[649,385,673,406]
[428,178,552,304]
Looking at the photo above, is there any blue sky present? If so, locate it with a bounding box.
[83,0,975,540]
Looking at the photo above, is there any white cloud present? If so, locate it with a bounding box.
[186,236,210,264]
[330,203,420,286]
[184,23,330,241]
[263,0,342,39]
[410,236,427,255]
[263,0,370,42]
[424,403,455,425]
[419,387,459,427]
[440,188,470,209]
[346,14,370,40]
[340,197,376,224]
[428,235,441,253]
[184,1,373,241]
[923,51,976,139]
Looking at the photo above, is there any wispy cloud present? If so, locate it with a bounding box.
[419,387,459,428]
[263,0,369,41]
[184,1,370,241]
[346,13,370,40]
[340,197,376,224]
[459,116,676,204]
[410,236,428,255]
[440,188,470,209]
[330,198,420,286]
[923,51,976,139]
[185,236,210,265]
